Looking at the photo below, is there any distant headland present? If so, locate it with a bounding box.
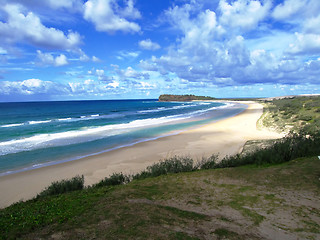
[159,94,215,102]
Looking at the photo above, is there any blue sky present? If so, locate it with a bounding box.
[0,0,319,101]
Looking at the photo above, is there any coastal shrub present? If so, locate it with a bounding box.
[195,154,218,170]
[133,156,194,180]
[215,131,320,168]
[299,114,313,122]
[37,175,84,198]
[94,172,130,188]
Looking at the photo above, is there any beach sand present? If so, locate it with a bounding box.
[0,101,283,208]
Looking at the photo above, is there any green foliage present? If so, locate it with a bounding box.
[215,132,320,168]
[133,156,194,180]
[262,96,320,134]
[94,172,130,188]
[37,175,84,198]
[0,188,102,239]
[195,154,218,169]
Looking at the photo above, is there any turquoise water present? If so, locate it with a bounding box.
[0,100,246,175]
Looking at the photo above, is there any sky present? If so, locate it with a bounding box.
[0,0,320,102]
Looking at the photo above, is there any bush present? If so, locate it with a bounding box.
[37,175,84,198]
[133,156,194,180]
[215,131,320,168]
[299,114,313,122]
[195,154,218,170]
[94,173,130,188]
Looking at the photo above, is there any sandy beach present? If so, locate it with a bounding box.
[0,101,283,208]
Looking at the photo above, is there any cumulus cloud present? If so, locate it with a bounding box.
[0,79,69,101]
[0,78,121,101]
[92,56,100,62]
[83,0,141,34]
[139,39,160,50]
[117,50,140,60]
[0,4,82,51]
[36,50,69,66]
[4,0,82,11]
[287,33,320,55]
[135,81,156,90]
[137,0,320,87]
[218,0,271,31]
[68,79,119,96]
[272,0,305,20]
[112,65,149,81]
[272,0,320,21]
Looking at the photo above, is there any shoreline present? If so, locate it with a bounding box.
[0,101,243,177]
[0,101,283,208]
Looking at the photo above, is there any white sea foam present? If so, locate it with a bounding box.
[138,104,198,114]
[0,113,120,128]
[0,113,189,156]
[58,117,72,121]
[1,123,24,128]
[0,102,235,156]
[28,120,51,125]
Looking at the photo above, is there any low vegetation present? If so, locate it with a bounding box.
[259,95,320,134]
[36,175,84,198]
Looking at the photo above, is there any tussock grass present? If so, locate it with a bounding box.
[37,175,84,198]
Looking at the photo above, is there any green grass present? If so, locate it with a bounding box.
[1,156,319,239]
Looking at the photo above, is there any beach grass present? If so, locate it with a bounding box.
[1,156,319,239]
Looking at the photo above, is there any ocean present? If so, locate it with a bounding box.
[0,99,246,176]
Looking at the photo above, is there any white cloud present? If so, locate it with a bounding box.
[112,65,149,80]
[68,79,119,95]
[219,0,271,31]
[0,78,69,97]
[0,4,82,50]
[139,39,160,50]
[55,54,68,66]
[272,0,305,20]
[83,0,141,34]
[108,81,119,88]
[0,78,120,100]
[6,0,82,11]
[303,15,320,34]
[46,0,82,10]
[92,56,100,62]
[117,51,140,60]
[139,0,320,87]
[135,81,156,90]
[287,33,320,55]
[36,50,69,66]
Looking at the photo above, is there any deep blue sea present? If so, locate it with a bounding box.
[0,99,246,176]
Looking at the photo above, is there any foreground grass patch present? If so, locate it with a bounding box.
[1,156,320,239]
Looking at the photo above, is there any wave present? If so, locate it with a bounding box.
[0,112,193,156]
[28,120,51,125]
[1,123,24,128]
[0,113,121,128]
[138,103,200,114]
[0,102,235,156]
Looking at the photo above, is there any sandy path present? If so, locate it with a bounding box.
[0,101,283,208]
